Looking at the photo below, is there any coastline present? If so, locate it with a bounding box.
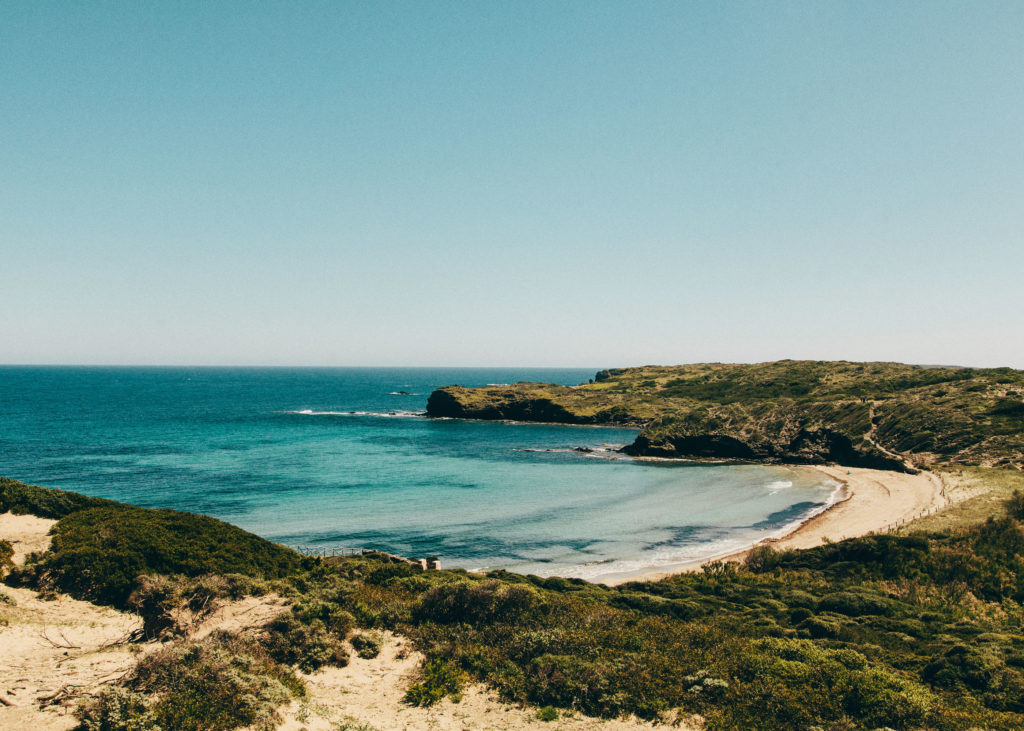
[597,464,948,586]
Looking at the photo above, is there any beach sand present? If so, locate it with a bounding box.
[600,465,948,585]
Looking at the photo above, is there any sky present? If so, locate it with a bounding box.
[1,1,1022,368]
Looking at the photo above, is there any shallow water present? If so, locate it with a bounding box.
[0,367,837,579]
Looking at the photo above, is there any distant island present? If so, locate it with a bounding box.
[427,360,1024,471]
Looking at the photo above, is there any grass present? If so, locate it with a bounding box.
[904,467,1024,534]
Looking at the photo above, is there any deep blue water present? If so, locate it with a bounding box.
[0,367,838,579]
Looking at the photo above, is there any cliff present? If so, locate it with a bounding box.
[426,361,1024,471]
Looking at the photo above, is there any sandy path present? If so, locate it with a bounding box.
[603,465,947,585]
[0,512,57,564]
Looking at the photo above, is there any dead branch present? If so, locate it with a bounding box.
[39,627,80,649]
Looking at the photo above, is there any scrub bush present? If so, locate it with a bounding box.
[350,631,383,659]
[77,632,304,731]
[404,658,466,706]
[18,503,303,606]
[261,613,349,672]
[0,539,13,578]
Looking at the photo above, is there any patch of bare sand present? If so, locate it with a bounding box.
[0,512,56,564]
[271,632,697,731]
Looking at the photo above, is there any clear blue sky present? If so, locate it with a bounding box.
[2,2,1022,367]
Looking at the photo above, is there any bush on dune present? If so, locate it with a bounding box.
[0,476,115,518]
[11,503,303,607]
[77,631,304,731]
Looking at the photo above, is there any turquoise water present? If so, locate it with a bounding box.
[0,367,838,580]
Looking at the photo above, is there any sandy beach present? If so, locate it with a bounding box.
[599,465,948,585]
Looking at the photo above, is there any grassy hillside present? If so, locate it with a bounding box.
[6,477,1024,729]
[426,361,1024,469]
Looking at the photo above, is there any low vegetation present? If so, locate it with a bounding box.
[6,475,1024,729]
[0,538,13,578]
[426,361,1024,469]
[4,480,305,606]
[76,632,305,731]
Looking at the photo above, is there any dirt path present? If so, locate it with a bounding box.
[865,400,914,470]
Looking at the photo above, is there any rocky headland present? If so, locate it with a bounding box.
[426,360,1024,471]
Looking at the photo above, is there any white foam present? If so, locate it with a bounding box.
[285,409,425,418]
[765,480,793,491]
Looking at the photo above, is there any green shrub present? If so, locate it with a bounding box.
[0,539,13,578]
[404,658,466,706]
[0,477,114,518]
[414,579,542,624]
[818,590,895,617]
[922,645,995,690]
[21,503,303,607]
[798,616,841,639]
[82,632,304,731]
[262,613,349,672]
[744,544,781,572]
[75,686,158,731]
[843,667,936,729]
[350,631,383,659]
[536,705,558,721]
[291,599,355,635]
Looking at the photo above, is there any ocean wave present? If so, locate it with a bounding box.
[286,409,425,418]
[765,480,793,491]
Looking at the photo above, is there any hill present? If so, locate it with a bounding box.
[426,360,1024,470]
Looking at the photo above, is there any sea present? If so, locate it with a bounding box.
[0,366,840,581]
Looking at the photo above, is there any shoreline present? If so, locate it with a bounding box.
[596,464,948,586]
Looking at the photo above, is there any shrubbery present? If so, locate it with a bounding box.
[77,632,303,731]
[414,579,542,624]
[0,538,13,578]
[0,477,114,518]
[261,612,350,672]
[403,658,466,706]
[10,502,303,606]
[350,631,383,659]
[129,573,271,638]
